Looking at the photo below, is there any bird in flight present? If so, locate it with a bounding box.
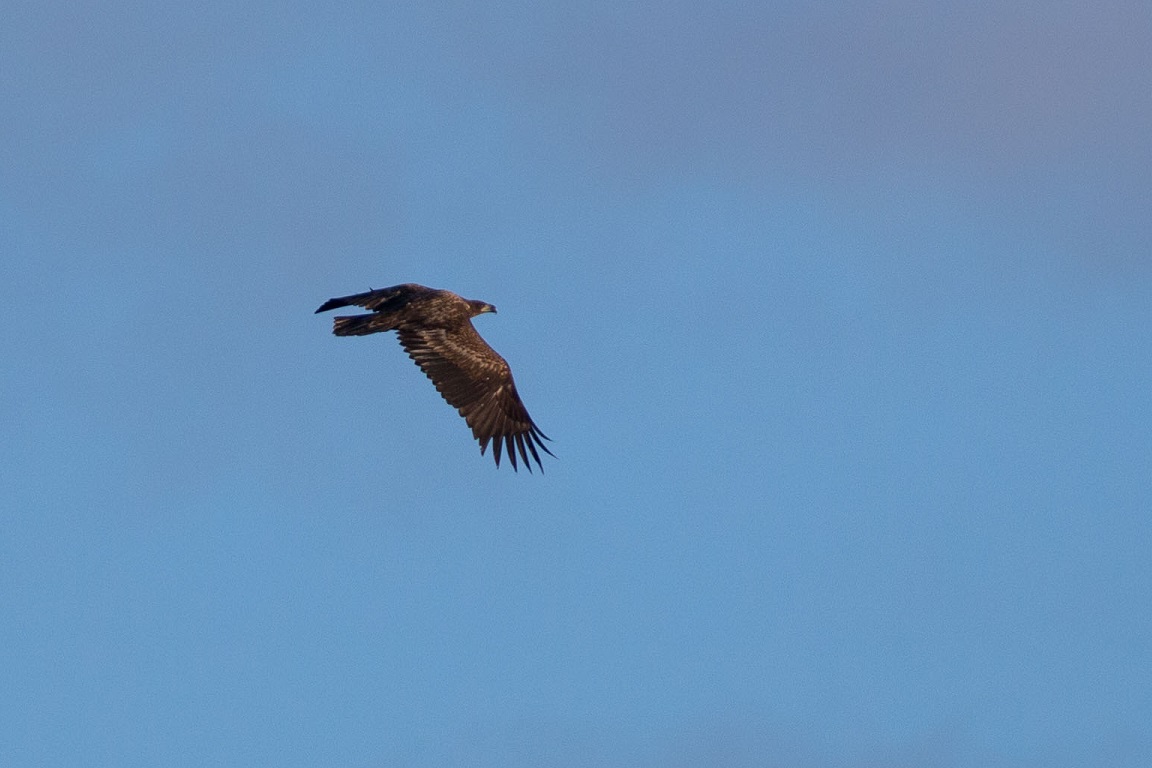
[316,283,553,472]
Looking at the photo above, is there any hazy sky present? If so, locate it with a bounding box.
[3,2,1150,766]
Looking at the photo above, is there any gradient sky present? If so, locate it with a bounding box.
[3,2,1151,766]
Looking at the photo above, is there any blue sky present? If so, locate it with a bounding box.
[3,1,1151,766]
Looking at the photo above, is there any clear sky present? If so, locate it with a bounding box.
[3,1,1150,766]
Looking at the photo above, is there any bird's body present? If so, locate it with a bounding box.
[316,283,552,472]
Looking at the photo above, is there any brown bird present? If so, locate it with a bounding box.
[316,283,553,472]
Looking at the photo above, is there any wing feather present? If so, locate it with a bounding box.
[396,324,552,472]
[315,283,431,314]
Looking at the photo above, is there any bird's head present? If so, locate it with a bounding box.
[469,300,497,316]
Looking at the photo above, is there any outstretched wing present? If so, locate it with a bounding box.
[396,324,553,472]
[315,284,430,315]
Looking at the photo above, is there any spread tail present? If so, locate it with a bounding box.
[331,314,394,336]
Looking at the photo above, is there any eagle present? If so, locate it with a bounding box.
[316,283,553,472]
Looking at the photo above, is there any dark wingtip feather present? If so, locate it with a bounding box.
[315,297,347,314]
[492,435,503,468]
[531,426,555,459]
[330,314,380,336]
[481,431,554,473]
[506,434,519,472]
[514,433,532,474]
[525,435,542,469]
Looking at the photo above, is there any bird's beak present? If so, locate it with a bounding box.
[486,304,498,314]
